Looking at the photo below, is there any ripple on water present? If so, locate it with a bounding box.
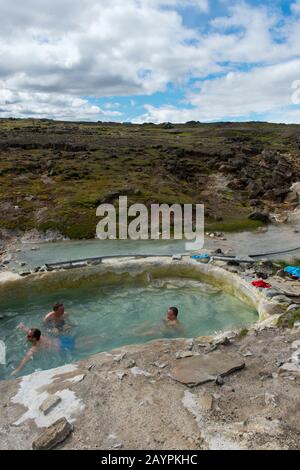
[0,278,257,380]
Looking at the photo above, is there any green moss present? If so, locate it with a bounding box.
[238,328,249,338]
[277,308,300,329]
[274,258,300,269]
[206,217,263,233]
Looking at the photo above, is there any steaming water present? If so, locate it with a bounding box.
[0,277,257,380]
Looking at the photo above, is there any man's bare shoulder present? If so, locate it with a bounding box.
[44,311,55,322]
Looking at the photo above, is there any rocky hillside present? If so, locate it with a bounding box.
[0,118,300,239]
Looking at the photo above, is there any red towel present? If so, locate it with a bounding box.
[251,280,271,289]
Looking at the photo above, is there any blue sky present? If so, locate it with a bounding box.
[0,0,300,123]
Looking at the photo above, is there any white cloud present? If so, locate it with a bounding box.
[145,0,209,11]
[291,1,300,14]
[137,59,300,123]
[0,1,214,97]
[0,87,122,121]
[0,0,300,121]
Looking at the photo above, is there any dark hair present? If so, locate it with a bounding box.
[31,328,41,341]
[169,306,179,317]
[53,302,64,311]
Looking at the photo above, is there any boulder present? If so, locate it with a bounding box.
[285,191,299,204]
[272,295,292,304]
[32,417,73,450]
[227,178,247,190]
[247,180,264,198]
[291,182,300,197]
[248,211,270,223]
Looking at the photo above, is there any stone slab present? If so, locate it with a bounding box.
[39,395,62,415]
[170,352,245,387]
[32,417,73,450]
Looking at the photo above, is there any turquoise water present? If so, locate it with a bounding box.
[12,239,187,271]
[10,222,300,273]
[0,277,257,380]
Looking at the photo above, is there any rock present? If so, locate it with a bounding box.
[152,362,168,369]
[198,393,214,411]
[214,331,236,344]
[113,443,123,449]
[162,122,174,129]
[130,367,152,377]
[291,182,300,197]
[170,352,245,387]
[39,395,62,415]
[279,363,300,374]
[244,416,283,437]
[32,417,73,450]
[291,349,300,364]
[123,359,136,368]
[287,304,299,312]
[172,254,182,261]
[247,181,264,198]
[292,340,300,350]
[176,351,194,359]
[265,392,277,407]
[264,289,282,298]
[248,211,270,223]
[185,340,194,351]
[215,375,224,386]
[2,254,12,264]
[276,269,286,278]
[272,295,291,304]
[113,353,126,363]
[242,350,253,357]
[227,178,247,190]
[116,372,126,380]
[217,337,231,346]
[284,191,299,204]
[20,271,32,277]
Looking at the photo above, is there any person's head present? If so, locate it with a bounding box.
[27,328,41,344]
[53,302,64,316]
[167,306,179,321]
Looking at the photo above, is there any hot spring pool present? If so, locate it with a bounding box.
[0,278,257,380]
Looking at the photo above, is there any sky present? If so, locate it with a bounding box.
[0,0,300,123]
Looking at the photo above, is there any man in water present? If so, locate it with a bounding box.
[11,324,75,376]
[133,306,185,337]
[44,302,74,334]
[11,326,57,376]
[44,302,66,326]
[162,307,184,334]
